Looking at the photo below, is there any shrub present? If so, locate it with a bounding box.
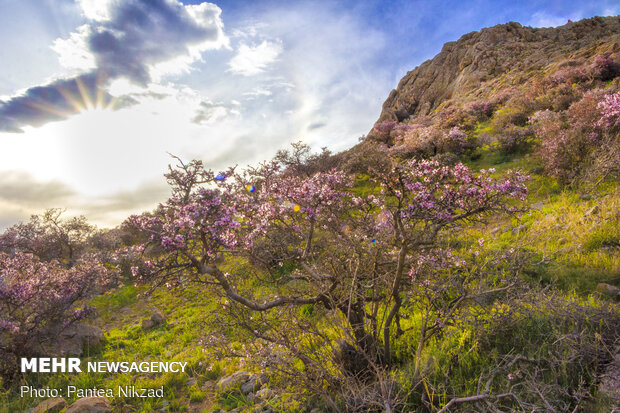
[549,62,588,85]
[438,126,467,154]
[394,125,442,157]
[0,209,94,266]
[465,100,495,120]
[0,253,115,382]
[532,89,618,182]
[597,90,620,128]
[589,53,620,81]
[491,96,537,131]
[496,125,534,155]
[435,106,478,131]
[370,121,398,142]
[472,291,620,412]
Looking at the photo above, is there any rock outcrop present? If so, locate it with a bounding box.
[39,323,104,356]
[31,398,66,413]
[64,397,111,413]
[374,16,620,125]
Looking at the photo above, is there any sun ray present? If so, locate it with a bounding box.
[75,76,94,110]
[25,99,73,119]
[55,86,86,113]
[94,71,111,109]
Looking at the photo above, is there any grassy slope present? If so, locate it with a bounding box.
[3,147,618,413]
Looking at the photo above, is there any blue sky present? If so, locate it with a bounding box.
[0,0,617,228]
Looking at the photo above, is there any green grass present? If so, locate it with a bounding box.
[3,144,619,412]
[0,285,245,412]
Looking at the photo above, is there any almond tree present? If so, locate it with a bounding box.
[127,153,527,378]
[0,252,114,381]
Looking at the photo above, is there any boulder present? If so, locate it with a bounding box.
[142,319,156,330]
[65,397,111,413]
[143,310,166,330]
[216,371,250,392]
[255,388,273,400]
[530,201,545,211]
[41,323,104,356]
[151,311,166,324]
[511,224,528,235]
[32,398,66,413]
[240,373,268,395]
[596,283,620,299]
[70,324,105,347]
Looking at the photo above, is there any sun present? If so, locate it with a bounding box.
[34,74,118,121]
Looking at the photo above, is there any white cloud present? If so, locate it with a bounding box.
[77,0,113,21]
[0,1,391,228]
[228,40,283,76]
[51,25,96,72]
[61,0,229,84]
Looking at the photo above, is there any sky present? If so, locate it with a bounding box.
[0,0,618,229]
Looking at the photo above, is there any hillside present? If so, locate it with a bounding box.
[374,16,619,124]
[1,15,619,413]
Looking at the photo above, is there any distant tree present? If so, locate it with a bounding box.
[0,252,114,382]
[0,209,94,266]
[531,89,620,183]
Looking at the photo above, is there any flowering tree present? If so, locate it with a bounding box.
[0,252,114,381]
[127,150,527,383]
[0,209,94,266]
[597,91,620,128]
[531,89,620,183]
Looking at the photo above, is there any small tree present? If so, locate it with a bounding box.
[0,252,114,382]
[0,209,94,266]
[127,149,527,404]
[531,89,620,183]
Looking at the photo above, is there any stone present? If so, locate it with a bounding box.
[530,201,545,211]
[201,380,215,391]
[596,283,620,298]
[32,398,66,413]
[255,387,273,400]
[143,310,166,330]
[585,205,600,216]
[240,373,268,395]
[151,311,166,324]
[310,409,323,413]
[65,397,111,413]
[187,377,197,386]
[40,323,104,356]
[216,371,250,392]
[142,319,156,330]
[511,224,527,235]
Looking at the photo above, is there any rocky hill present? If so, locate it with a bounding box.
[375,16,620,125]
